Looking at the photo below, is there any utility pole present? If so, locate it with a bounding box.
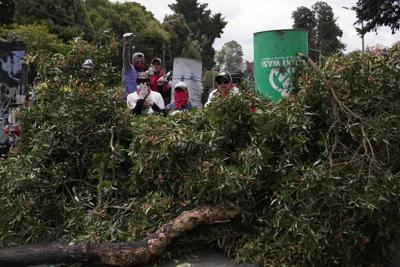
[360,20,365,52]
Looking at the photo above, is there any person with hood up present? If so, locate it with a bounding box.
[205,71,232,106]
[127,72,165,115]
[122,33,146,100]
[165,81,192,112]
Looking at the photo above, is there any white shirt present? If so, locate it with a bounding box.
[205,89,219,106]
[127,90,165,114]
[205,88,240,106]
[231,86,240,95]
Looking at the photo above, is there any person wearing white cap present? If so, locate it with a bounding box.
[165,81,192,112]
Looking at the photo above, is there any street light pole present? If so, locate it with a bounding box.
[342,6,365,52]
[361,20,365,52]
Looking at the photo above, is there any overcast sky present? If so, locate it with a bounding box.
[119,0,400,61]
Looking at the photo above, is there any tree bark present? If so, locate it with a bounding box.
[0,204,240,267]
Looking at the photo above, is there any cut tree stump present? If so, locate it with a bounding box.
[0,204,240,267]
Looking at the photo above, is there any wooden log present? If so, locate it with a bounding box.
[0,204,239,267]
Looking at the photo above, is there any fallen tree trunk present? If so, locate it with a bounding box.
[0,204,240,267]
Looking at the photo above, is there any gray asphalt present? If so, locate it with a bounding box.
[142,251,255,267]
[29,251,255,267]
[29,244,400,267]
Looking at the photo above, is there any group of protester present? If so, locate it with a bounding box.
[32,33,245,116]
[121,33,245,115]
[1,33,246,158]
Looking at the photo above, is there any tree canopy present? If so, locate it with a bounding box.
[162,14,191,69]
[4,0,171,72]
[216,40,244,72]
[2,0,227,72]
[169,0,227,69]
[292,1,344,55]
[354,0,400,34]
[181,40,202,60]
[13,0,94,40]
[0,24,67,54]
[292,6,317,50]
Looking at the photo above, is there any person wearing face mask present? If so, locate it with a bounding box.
[205,71,232,106]
[122,33,146,100]
[127,72,165,115]
[147,57,165,92]
[165,81,192,112]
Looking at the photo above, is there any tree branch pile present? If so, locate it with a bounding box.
[0,45,399,266]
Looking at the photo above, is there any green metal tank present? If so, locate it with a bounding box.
[253,29,308,103]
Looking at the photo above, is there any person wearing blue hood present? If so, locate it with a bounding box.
[122,33,146,100]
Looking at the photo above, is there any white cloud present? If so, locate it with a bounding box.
[116,0,400,61]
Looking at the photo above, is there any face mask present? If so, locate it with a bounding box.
[134,62,144,71]
[137,83,148,98]
[174,90,189,109]
[153,64,161,72]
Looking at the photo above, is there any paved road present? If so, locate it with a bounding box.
[30,245,400,267]
[142,251,255,267]
[30,251,254,267]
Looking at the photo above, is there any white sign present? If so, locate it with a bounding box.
[172,57,202,107]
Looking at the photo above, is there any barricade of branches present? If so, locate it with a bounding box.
[0,45,399,266]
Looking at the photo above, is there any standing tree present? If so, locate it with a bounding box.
[313,1,345,54]
[292,6,317,49]
[169,0,227,70]
[292,1,344,55]
[0,0,15,25]
[354,0,400,34]
[162,14,191,69]
[216,40,244,72]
